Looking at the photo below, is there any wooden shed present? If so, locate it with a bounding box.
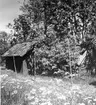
[2,42,36,75]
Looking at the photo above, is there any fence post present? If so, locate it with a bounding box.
[13,56,17,73]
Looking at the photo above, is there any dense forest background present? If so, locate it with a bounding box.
[1,0,96,76]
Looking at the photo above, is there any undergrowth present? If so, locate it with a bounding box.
[1,70,96,105]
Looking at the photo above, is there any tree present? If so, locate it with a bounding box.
[0,31,9,65]
[0,31,7,42]
[13,15,31,42]
[80,35,96,75]
[78,0,96,75]
[8,0,96,76]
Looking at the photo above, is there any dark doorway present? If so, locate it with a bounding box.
[6,56,23,73]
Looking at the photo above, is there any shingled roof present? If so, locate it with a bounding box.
[2,42,35,57]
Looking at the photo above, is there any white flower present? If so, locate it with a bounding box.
[11,90,17,95]
[40,87,49,96]
[17,85,20,88]
[11,79,17,82]
[0,74,8,81]
[1,86,4,88]
[46,90,52,95]
[55,92,66,100]
[19,86,22,89]
[40,87,46,91]
[88,99,92,104]
[71,84,80,91]
[57,95,66,100]
[78,103,85,105]
[55,78,63,84]
[28,95,34,100]
[29,102,36,105]
[25,93,35,100]
[34,97,39,103]
[64,102,70,105]
[84,97,92,100]
[93,98,96,101]
[9,81,15,84]
[24,79,32,83]
[30,89,36,94]
[40,101,52,105]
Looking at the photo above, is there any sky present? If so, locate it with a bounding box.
[0,0,23,33]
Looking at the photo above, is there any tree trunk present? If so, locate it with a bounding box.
[32,52,35,75]
[44,0,47,37]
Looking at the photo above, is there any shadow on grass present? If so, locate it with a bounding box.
[89,81,96,87]
[41,72,64,79]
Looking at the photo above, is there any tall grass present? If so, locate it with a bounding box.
[1,70,96,105]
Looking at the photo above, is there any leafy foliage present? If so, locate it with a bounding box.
[13,15,31,42]
[80,35,96,75]
[7,0,96,76]
[0,31,9,64]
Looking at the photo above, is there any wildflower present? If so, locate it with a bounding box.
[40,101,52,105]
[46,90,52,95]
[28,95,34,100]
[0,74,8,80]
[71,85,80,91]
[24,79,33,83]
[57,95,66,100]
[54,92,66,100]
[34,97,39,103]
[11,79,17,82]
[40,87,46,91]
[17,85,20,88]
[29,101,36,105]
[93,98,96,101]
[64,102,70,105]
[19,86,22,89]
[25,93,35,100]
[1,86,4,88]
[30,89,36,94]
[78,103,85,105]
[11,90,18,95]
